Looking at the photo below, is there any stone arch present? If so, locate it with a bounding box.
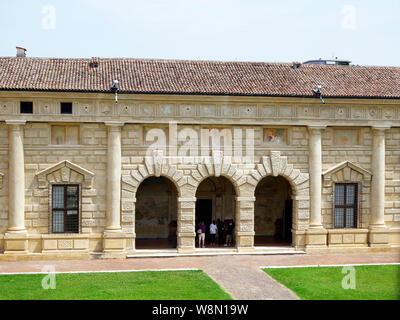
[248,151,310,197]
[247,151,311,248]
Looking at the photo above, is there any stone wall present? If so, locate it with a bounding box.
[0,92,399,256]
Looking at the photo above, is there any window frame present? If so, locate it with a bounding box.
[20,101,33,114]
[51,184,80,234]
[60,102,73,115]
[333,183,359,229]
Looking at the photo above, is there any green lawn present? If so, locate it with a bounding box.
[0,270,232,300]
[263,265,400,300]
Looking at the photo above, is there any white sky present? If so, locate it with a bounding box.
[0,0,399,66]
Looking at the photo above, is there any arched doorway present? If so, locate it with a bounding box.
[195,176,237,248]
[254,176,293,246]
[135,176,178,249]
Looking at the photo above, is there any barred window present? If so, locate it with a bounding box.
[334,183,358,228]
[52,185,79,233]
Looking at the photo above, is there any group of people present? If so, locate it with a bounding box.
[196,219,235,248]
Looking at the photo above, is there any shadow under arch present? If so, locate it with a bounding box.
[135,175,179,249]
[194,175,238,247]
[254,175,294,247]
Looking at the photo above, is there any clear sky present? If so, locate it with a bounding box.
[0,0,399,66]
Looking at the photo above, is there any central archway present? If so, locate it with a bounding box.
[254,176,293,246]
[135,176,178,249]
[195,176,237,247]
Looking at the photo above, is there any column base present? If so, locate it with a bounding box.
[305,227,328,249]
[177,232,195,252]
[4,232,28,254]
[369,226,390,247]
[102,232,131,253]
[235,231,255,249]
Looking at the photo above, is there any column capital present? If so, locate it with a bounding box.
[236,197,256,202]
[308,125,327,134]
[372,126,391,135]
[6,120,26,127]
[105,121,125,127]
[178,197,197,202]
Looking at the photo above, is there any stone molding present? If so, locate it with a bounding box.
[0,172,3,188]
[323,161,372,182]
[36,160,95,189]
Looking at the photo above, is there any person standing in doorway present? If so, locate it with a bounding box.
[217,219,224,246]
[225,220,234,247]
[197,221,206,248]
[209,220,217,246]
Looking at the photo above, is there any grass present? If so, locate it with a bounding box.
[0,270,232,300]
[263,265,400,300]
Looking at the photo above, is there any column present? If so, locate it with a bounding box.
[235,197,256,252]
[4,120,28,254]
[369,126,390,246]
[306,126,327,248]
[7,120,26,233]
[103,122,126,254]
[177,197,196,253]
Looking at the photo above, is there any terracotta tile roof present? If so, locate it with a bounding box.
[0,57,399,99]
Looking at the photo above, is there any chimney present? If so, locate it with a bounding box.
[16,47,27,57]
[292,62,302,69]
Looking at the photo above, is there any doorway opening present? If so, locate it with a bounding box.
[135,176,178,249]
[195,176,237,248]
[254,176,293,247]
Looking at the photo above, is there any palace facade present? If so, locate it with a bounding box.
[0,56,399,259]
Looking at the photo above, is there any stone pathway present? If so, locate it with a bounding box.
[0,252,398,300]
[203,258,299,300]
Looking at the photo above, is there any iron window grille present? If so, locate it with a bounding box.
[52,185,80,233]
[334,183,358,229]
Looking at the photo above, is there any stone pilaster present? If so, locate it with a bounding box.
[103,122,124,252]
[235,197,255,252]
[4,120,28,254]
[177,197,196,253]
[306,126,327,248]
[369,126,390,247]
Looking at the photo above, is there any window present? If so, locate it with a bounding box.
[51,125,80,145]
[334,183,358,228]
[52,185,79,233]
[61,102,73,114]
[20,101,33,114]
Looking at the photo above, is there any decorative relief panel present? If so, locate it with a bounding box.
[260,105,276,117]
[333,129,360,145]
[159,104,176,116]
[239,105,256,118]
[220,105,234,117]
[79,102,96,115]
[278,106,294,118]
[200,105,216,117]
[179,104,196,117]
[139,104,156,117]
[0,101,14,114]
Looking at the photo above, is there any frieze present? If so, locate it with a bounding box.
[0,99,399,124]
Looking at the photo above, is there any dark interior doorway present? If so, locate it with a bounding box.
[283,200,293,243]
[196,199,212,239]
